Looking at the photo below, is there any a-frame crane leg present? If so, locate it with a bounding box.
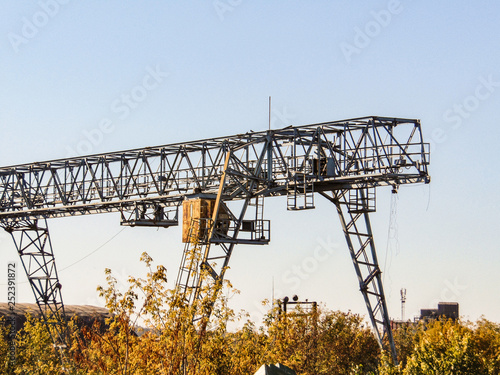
[320,190,398,364]
[176,140,271,325]
[176,150,254,322]
[175,150,233,311]
[2,218,70,367]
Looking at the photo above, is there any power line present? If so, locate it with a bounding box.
[0,227,127,285]
[59,227,127,272]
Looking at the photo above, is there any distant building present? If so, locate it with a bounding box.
[390,319,416,330]
[391,302,459,330]
[420,302,459,321]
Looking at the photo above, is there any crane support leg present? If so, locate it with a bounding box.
[2,219,69,365]
[321,190,398,364]
[176,150,254,322]
[176,137,272,324]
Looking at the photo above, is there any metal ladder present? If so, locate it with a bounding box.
[175,218,208,304]
[248,195,265,239]
[287,156,315,210]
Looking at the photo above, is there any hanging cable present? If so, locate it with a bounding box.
[0,227,128,286]
[426,183,431,211]
[59,227,127,272]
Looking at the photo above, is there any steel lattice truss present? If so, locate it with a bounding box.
[0,116,428,221]
[0,116,430,364]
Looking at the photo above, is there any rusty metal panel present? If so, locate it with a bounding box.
[182,198,215,243]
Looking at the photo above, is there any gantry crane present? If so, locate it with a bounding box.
[0,116,429,364]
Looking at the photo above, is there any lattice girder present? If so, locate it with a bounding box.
[0,117,429,221]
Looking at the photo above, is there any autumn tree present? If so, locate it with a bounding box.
[0,317,13,374]
[11,314,83,375]
[74,252,239,375]
[379,318,500,375]
[470,318,500,373]
[231,303,380,375]
[5,253,500,375]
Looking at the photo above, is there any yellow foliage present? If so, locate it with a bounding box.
[1,254,500,375]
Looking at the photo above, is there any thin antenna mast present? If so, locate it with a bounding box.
[400,288,407,321]
[268,96,271,130]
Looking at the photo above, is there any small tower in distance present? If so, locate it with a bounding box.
[401,288,407,321]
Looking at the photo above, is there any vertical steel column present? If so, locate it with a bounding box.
[2,218,69,365]
[324,190,397,363]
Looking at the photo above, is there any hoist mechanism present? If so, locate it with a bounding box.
[0,116,430,365]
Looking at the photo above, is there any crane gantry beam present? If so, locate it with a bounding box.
[0,116,430,364]
[0,116,428,221]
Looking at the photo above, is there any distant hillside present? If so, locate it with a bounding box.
[0,303,110,331]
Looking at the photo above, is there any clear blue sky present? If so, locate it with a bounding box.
[1,1,500,325]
